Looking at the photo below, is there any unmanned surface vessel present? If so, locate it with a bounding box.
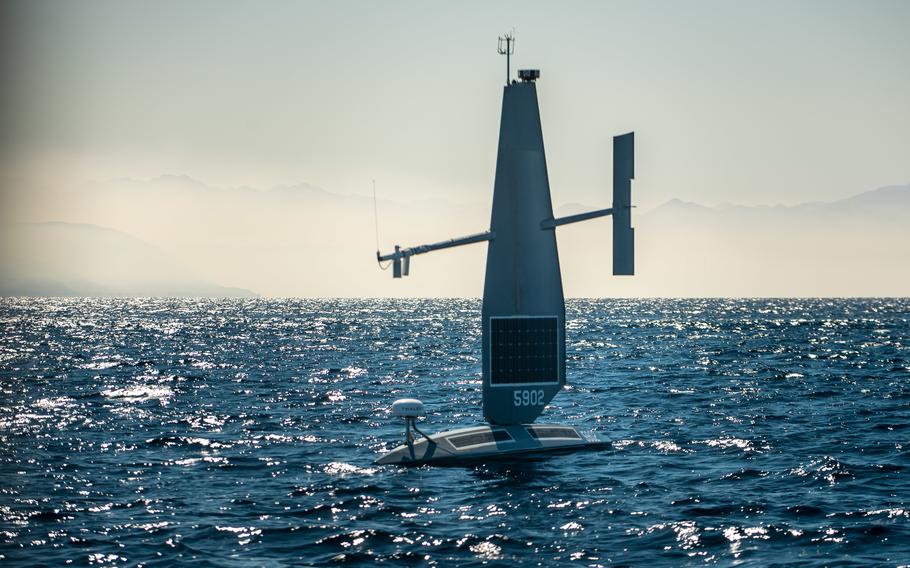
[375,35,635,465]
[374,398,606,466]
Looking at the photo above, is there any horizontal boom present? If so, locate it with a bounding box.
[377,230,495,278]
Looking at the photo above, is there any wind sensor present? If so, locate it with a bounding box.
[497,32,515,85]
[374,36,636,465]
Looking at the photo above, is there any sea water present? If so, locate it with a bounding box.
[1,298,908,566]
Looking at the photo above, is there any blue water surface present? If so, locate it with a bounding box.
[1,298,908,566]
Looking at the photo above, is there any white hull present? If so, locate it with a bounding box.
[374,423,605,466]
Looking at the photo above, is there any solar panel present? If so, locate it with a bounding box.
[490,316,559,385]
[526,426,581,440]
[448,429,514,449]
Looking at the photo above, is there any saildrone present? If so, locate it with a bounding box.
[374,36,636,465]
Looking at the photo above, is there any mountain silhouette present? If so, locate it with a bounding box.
[3,176,908,297]
[0,222,257,297]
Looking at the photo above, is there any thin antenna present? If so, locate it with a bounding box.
[373,180,392,271]
[497,31,515,85]
[372,179,381,253]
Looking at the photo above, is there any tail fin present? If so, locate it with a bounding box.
[612,132,634,276]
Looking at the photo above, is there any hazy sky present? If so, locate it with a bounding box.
[2,0,908,211]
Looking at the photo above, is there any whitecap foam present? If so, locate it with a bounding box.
[323,462,377,476]
[102,385,174,404]
[696,437,760,452]
[469,541,502,560]
[81,361,120,370]
[32,396,76,410]
[652,440,689,453]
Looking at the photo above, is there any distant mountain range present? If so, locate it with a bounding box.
[2,176,908,297]
[0,222,257,297]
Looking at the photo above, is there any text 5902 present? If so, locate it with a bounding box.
[513,389,545,407]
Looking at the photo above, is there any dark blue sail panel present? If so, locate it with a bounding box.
[490,316,559,385]
[612,132,635,276]
[481,81,566,424]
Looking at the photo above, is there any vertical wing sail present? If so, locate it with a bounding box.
[612,132,635,276]
[481,80,566,425]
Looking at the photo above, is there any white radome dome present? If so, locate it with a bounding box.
[391,398,425,418]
